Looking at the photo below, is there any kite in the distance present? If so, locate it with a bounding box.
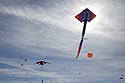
[34,61,51,68]
[87,52,93,58]
[119,75,123,80]
[75,8,96,59]
[41,80,44,83]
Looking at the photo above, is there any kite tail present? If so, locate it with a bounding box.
[76,48,81,59]
[76,39,83,59]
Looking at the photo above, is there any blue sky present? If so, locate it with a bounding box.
[0,0,125,83]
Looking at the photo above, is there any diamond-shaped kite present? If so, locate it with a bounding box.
[75,8,96,59]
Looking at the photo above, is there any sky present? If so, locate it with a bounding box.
[0,0,125,83]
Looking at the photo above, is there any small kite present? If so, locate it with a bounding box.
[75,8,96,59]
[24,59,27,62]
[119,75,123,80]
[26,72,28,75]
[34,61,51,68]
[21,63,24,66]
[41,80,44,83]
[78,72,81,75]
[87,52,93,58]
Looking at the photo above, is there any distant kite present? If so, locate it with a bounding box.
[21,64,24,66]
[87,52,93,58]
[41,80,44,83]
[75,8,96,59]
[34,61,51,68]
[119,75,123,80]
[24,59,27,62]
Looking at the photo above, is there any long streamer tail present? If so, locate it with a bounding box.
[76,39,83,59]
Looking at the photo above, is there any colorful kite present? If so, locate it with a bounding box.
[75,8,96,59]
[87,52,93,58]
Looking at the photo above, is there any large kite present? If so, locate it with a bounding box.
[75,8,96,59]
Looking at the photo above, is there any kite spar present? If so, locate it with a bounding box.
[75,8,96,59]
